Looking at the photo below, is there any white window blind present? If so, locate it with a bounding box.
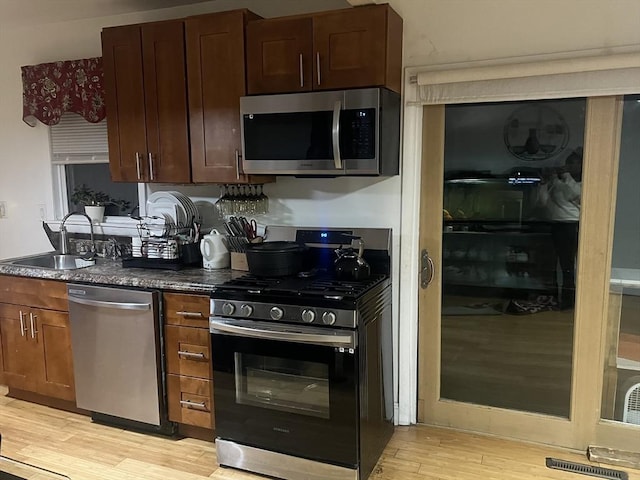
[416,52,640,104]
[50,113,108,164]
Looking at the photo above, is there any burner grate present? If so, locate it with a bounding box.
[215,274,386,299]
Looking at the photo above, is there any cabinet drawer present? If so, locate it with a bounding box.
[165,325,212,379]
[163,292,209,327]
[0,276,67,311]
[167,374,214,429]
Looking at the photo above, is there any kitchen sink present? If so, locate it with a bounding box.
[5,252,96,270]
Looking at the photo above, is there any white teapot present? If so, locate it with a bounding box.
[200,229,230,269]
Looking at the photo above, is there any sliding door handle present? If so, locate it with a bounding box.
[420,249,435,289]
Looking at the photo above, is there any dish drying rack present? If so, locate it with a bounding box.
[123,215,202,270]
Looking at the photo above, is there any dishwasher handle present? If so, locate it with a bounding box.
[68,295,151,311]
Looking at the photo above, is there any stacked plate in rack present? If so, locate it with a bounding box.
[147,191,201,229]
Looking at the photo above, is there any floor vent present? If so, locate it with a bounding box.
[546,458,629,480]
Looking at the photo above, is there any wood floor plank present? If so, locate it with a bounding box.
[1,386,639,480]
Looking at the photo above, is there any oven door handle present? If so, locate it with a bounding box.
[209,318,356,349]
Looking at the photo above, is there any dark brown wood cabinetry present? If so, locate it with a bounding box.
[102,21,191,183]
[246,4,403,95]
[186,10,272,184]
[163,292,214,434]
[0,276,75,402]
[102,11,274,185]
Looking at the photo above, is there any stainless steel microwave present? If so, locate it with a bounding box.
[240,88,400,176]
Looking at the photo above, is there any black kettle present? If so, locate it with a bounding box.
[334,238,371,281]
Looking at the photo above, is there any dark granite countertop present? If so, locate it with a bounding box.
[0,255,237,294]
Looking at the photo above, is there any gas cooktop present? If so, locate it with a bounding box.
[212,272,387,300]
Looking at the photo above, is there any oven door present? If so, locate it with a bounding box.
[210,318,358,468]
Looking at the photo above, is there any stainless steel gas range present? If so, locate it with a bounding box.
[209,226,394,480]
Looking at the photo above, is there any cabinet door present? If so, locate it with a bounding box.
[313,6,392,91]
[141,21,191,183]
[167,374,214,429]
[0,304,38,392]
[102,25,148,182]
[163,292,209,328]
[165,325,212,379]
[0,276,68,311]
[246,17,313,94]
[187,11,247,184]
[31,308,75,401]
[187,11,272,185]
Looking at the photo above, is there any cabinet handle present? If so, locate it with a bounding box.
[316,52,321,85]
[178,350,206,359]
[180,399,207,410]
[148,153,155,181]
[299,53,304,88]
[176,311,203,318]
[29,312,38,340]
[235,149,242,180]
[135,152,142,180]
[19,311,28,337]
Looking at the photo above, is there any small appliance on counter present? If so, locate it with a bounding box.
[200,229,229,269]
[209,226,394,480]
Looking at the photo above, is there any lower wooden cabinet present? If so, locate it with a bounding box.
[167,374,214,429]
[0,276,75,402]
[163,292,214,432]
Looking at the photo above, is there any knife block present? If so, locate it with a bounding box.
[230,252,248,271]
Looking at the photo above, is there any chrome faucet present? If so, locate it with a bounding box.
[59,212,96,256]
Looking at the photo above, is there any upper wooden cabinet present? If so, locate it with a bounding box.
[246,4,403,95]
[102,12,273,185]
[186,10,272,184]
[102,21,191,183]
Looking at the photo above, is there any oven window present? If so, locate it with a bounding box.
[234,353,330,419]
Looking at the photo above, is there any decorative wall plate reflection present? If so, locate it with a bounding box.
[504,105,569,161]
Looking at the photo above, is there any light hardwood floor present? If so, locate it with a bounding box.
[1,386,638,480]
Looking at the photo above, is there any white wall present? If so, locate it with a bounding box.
[390,0,640,68]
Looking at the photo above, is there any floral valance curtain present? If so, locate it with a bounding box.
[21,57,106,127]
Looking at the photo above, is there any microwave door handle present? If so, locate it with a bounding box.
[332,100,342,170]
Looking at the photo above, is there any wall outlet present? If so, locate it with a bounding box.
[0,201,7,219]
[38,203,47,220]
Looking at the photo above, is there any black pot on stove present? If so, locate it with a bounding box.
[245,241,309,277]
[334,238,371,281]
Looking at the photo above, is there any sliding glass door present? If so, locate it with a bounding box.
[418,95,638,450]
[597,94,640,447]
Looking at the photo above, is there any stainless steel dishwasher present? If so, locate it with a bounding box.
[67,284,171,433]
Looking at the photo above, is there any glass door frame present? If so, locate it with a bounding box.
[416,96,639,450]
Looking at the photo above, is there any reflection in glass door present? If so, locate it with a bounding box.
[601,95,640,430]
[440,99,585,417]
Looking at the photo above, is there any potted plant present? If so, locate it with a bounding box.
[70,184,130,223]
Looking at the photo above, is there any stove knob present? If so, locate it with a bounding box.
[270,306,284,321]
[240,304,253,317]
[301,309,316,323]
[221,303,235,316]
[322,311,336,325]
